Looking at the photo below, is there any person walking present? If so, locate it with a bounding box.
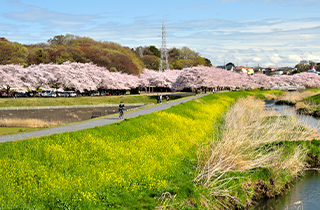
[156,94,160,104]
[159,94,162,104]
[166,95,169,103]
[119,101,125,119]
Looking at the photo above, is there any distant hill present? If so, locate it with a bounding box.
[0,37,10,42]
[0,34,212,74]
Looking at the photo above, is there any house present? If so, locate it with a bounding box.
[246,68,254,75]
[253,66,265,74]
[277,67,294,75]
[308,66,319,74]
[234,67,247,74]
[264,67,276,75]
[216,66,226,70]
[226,63,235,71]
[273,71,283,75]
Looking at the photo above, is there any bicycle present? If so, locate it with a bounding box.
[119,108,124,119]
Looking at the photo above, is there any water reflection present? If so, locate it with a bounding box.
[253,171,320,210]
[254,101,320,209]
[264,100,320,132]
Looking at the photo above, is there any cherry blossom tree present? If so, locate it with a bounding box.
[2,62,320,94]
[139,69,181,89]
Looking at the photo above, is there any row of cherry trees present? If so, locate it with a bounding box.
[1,62,320,93]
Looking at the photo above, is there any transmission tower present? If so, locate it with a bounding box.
[159,23,169,71]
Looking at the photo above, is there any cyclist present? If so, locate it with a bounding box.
[119,101,125,119]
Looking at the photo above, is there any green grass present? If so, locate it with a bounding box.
[307,88,320,92]
[247,89,283,100]
[304,93,320,105]
[0,127,42,136]
[0,94,188,107]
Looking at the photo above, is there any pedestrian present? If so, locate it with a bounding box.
[156,94,160,104]
[166,95,169,103]
[159,94,162,104]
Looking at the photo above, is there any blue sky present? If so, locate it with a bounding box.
[1,0,319,67]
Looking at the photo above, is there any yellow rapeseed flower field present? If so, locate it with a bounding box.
[0,93,240,209]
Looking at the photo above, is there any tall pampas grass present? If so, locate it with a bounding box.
[280,90,318,102]
[195,97,319,199]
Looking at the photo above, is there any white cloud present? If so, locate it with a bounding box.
[2,1,319,68]
[4,5,96,27]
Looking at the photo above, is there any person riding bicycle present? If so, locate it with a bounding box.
[119,101,125,119]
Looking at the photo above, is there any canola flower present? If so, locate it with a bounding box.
[0,93,241,209]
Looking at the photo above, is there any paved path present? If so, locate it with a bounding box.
[0,94,205,143]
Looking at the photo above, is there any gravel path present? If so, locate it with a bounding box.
[0,94,205,143]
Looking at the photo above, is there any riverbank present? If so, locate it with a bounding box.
[274,89,320,117]
[195,96,320,209]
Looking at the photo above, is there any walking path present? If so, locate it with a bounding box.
[0,94,205,143]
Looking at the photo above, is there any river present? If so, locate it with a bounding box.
[253,101,320,209]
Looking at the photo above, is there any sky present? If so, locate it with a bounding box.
[1,0,320,68]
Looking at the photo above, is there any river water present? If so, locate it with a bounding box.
[253,101,320,210]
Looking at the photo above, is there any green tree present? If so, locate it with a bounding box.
[141,55,160,70]
[194,57,207,66]
[205,58,212,67]
[0,41,14,64]
[172,59,194,69]
[56,51,74,64]
[149,46,160,58]
[295,63,310,72]
[0,41,29,66]
[168,47,180,63]
[179,46,199,61]
[48,35,65,45]
[27,47,50,64]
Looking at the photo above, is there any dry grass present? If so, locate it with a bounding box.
[279,90,319,102]
[295,101,310,110]
[263,93,281,100]
[195,97,319,199]
[0,118,61,128]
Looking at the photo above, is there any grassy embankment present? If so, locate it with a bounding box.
[297,92,320,115]
[0,94,187,136]
[195,96,320,208]
[0,91,242,209]
[0,90,319,209]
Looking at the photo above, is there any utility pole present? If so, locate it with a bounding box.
[159,23,169,71]
[139,47,143,57]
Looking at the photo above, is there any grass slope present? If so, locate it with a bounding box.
[0,127,41,136]
[0,92,245,209]
[304,93,320,105]
[4,90,316,209]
